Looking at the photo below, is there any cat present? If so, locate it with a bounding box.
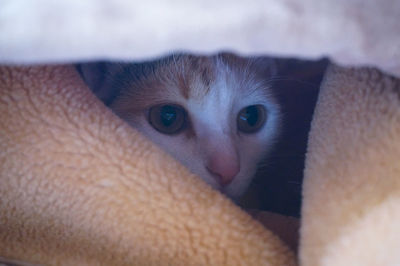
[78,53,282,199]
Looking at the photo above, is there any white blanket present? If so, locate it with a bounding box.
[1,0,399,77]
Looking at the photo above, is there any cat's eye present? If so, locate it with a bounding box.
[237,105,267,133]
[148,104,187,135]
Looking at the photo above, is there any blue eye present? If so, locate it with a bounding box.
[237,105,267,133]
[148,104,187,134]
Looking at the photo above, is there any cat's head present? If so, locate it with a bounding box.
[79,54,281,199]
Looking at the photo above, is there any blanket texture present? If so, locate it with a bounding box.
[301,66,400,265]
[1,0,399,77]
[1,0,400,265]
[0,66,295,265]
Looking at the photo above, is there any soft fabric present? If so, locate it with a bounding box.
[0,0,399,77]
[0,66,295,265]
[0,0,400,265]
[300,65,400,266]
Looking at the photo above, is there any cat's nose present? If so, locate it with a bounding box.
[206,152,240,186]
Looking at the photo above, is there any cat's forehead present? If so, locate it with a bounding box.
[155,54,269,102]
[118,54,276,114]
[163,55,216,100]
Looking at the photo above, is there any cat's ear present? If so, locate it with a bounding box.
[76,62,126,104]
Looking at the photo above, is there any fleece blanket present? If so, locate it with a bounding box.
[1,0,400,265]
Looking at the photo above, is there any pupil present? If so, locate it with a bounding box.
[244,106,259,126]
[160,106,176,127]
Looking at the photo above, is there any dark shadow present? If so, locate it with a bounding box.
[240,58,329,217]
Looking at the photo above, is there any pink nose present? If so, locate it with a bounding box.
[206,151,240,186]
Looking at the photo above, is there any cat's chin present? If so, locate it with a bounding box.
[202,175,252,201]
[217,186,245,202]
[206,183,235,200]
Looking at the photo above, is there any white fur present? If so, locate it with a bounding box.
[116,57,281,199]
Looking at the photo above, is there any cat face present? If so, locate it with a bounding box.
[81,54,281,199]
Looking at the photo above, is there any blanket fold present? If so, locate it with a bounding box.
[0,65,295,265]
[300,65,400,266]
